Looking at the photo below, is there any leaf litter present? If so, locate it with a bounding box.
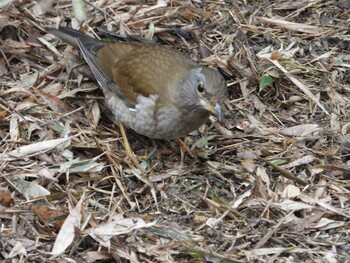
[0,0,350,262]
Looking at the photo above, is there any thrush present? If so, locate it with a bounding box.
[48,27,227,139]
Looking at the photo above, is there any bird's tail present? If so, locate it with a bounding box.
[47,27,95,48]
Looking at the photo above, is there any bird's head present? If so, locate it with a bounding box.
[176,67,227,121]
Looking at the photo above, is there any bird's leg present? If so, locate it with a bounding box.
[176,138,195,158]
[118,123,143,170]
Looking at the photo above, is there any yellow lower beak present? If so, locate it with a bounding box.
[200,99,222,121]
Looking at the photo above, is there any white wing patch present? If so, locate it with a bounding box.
[135,94,158,114]
[133,94,159,132]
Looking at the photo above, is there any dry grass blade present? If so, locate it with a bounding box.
[268,58,330,115]
[256,17,327,34]
[262,159,308,186]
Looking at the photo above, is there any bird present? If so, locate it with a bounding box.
[48,27,227,140]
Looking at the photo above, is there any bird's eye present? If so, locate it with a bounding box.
[197,82,205,94]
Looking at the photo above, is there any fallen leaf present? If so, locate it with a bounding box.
[10,176,50,199]
[310,217,345,231]
[37,89,85,122]
[84,214,156,247]
[31,204,67,231]
[276,199,313,211]
[280,124,320,137]
[281,185,300,199]
[1,137,72,161]
[0,189,13,207]
[8,241,27,258]
[283,155,316,169]
[51,193,85,255]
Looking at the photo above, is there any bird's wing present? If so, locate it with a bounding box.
[76,35,197,106]
[75,38,136,108]
[49,28,200,107]
[112,45,197,103]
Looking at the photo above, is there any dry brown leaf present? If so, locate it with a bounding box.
[31,205,67,231]
[85,251,113,263]
[241,157,256,173]
[37,89,85,122]
[0,111,7,124]
[0,58,8,76]
[0,189,13,207]
[91,101,100,127]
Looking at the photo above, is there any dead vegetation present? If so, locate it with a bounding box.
[0,0,350,262]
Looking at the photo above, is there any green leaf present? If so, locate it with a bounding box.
[259,74,276,92]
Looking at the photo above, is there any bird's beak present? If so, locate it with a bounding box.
[199,99,222,121]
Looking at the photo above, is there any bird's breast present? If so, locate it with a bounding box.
[104,90,210,139]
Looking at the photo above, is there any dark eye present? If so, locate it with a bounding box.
[197,82,205,94]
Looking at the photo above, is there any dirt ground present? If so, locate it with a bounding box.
[1,0,350,262]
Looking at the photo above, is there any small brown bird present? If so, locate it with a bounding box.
[48,28,227,139]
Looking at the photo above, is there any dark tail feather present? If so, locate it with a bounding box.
[47,27,96,48]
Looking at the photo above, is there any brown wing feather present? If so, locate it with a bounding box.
[76,34,198,106]
[111,45,198,103]
[76,39,138,107]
